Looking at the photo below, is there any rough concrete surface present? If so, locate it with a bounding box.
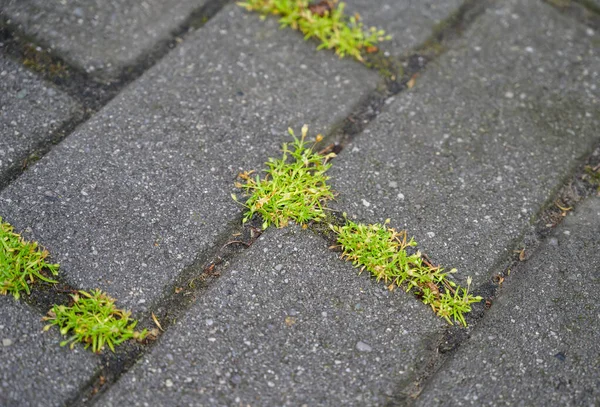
[416,196,600,406]
[329,0,600,286]
[0,5,378,312]
[0,296,99,407]
[345,0,463,56]
[0,0,209,81]
[0,54,81,187]
[99,227,444,406]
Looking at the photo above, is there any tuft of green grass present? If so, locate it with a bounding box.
[331,218,482,326]
[238,0,390,62]
[0,217,59,299]
[43,289,148,353]
[233,125,335,229]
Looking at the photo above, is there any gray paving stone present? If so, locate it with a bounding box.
[0,54,81,187]
[329,0,600,286]
[587,0,600,10]
[345,0,463,56]
[0,296,99,407]
[0,0,209,81]
[0,5,378,312]
[415,196,600,406]
[99,227,444,406]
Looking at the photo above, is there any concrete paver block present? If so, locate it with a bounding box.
[0,5,378,311]
[99,227,444,406]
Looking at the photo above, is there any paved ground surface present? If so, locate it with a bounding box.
[0,0,599,406]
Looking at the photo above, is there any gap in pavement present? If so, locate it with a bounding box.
[543,0,600,29]
[321,0,493,151]
[383,141,600,405]
[0,0,232,194]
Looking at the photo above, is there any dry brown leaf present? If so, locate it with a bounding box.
[308,0,334,16]
[406,73,419,89]
[152,312,164,332]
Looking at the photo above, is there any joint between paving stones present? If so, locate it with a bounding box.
[63,214,265,404]
[543,0,600,29]
[0,0,232,195]
[385,142,600,405]
[322,0,494,153]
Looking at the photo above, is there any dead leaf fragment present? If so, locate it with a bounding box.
[406,73,419,89]
[152,312,164,332]
[285,316,297,327]
[365,45,379,54]
[555,201,572,216]
[519,248,526,261]
[308,0,334,16]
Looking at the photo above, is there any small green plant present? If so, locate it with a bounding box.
[583,165,600,192]
[238,0,390,62]
[43,289,148,353]
[331,218,482,326]
[0,217,59,299]
[233,125,335,229]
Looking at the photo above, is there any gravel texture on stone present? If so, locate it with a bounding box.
[329,0,600,286]
[0,0,209,81]
[0,296,99,407]
[0,5,378,312]
[344,0,462,56]
[0,54,81,187]
[99,227,444,406]
[416,196,600,406]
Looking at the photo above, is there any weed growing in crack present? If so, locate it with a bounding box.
[233,125,335,229]
[238,0,390,62]
[0,217,59,299]
[43,289,149,353]
[331,218,482,326]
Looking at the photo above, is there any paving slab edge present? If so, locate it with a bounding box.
[390,143,600,405]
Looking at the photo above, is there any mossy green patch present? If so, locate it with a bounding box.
[22,44,68,79]
[43,289,148,353]
[238,0,390,62]
[234,125,335,229]
[0,217,59,299]
[331,218,482,326]
[584,165,600,192]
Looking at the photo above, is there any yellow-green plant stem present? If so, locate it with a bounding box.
[0,217,58,299]
[331,219,482,326]
[233,125,335,229]
[43,289,148,353]
[238,0,390,62]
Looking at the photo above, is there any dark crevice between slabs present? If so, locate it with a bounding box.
[1,0,232,108]
[65,214,264,406]
[0,0,231,192]
[543,0,600,29]
[380,142,600,406]
[318,0,492,155]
